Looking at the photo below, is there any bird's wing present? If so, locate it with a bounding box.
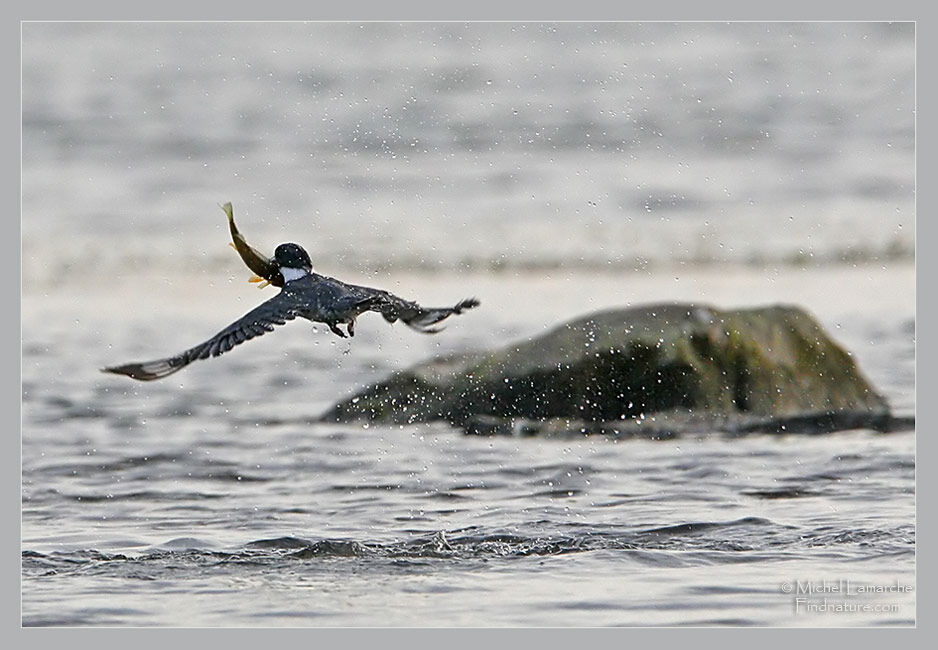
[102,289,309,381]
[342,282,480,333]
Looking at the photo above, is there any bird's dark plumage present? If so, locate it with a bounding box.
[274,243,312,270]
[104,206,479,381]
[103,268,479,381]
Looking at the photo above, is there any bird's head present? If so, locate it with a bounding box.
[274,243,313,282]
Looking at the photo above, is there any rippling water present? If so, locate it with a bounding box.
[22,22,915,626]
[21,414,915,626]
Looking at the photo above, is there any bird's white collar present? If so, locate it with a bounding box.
[281,267,310,283]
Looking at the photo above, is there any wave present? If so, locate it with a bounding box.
[22,518,915,576]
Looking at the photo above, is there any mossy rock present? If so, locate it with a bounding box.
[321,303,893,434]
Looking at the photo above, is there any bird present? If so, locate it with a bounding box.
[102,207,479,381]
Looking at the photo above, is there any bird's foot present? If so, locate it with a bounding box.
[328,323,347,338]
[346,319,356,337]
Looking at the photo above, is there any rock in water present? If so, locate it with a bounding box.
[321,303,899,435]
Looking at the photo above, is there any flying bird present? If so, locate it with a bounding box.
[102,204,479,381]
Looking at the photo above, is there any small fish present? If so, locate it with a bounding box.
[221,202,283,288]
